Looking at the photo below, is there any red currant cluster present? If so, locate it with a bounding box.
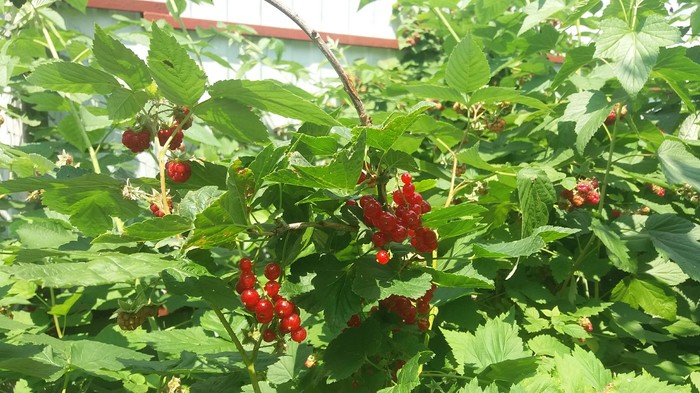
[645,183,666,197]
[235,258,307,343]
[560,178,600,208]
[149,197,172,217]
[359,173,437,264]
[345,284,435,332]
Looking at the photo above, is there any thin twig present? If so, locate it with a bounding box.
[262,0,371,126]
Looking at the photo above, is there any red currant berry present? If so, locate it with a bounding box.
[280,313,301,333]
[363,201,383,219]
[346,200,358,206]
[402,183,415,196]
[257,312,274,324]
[239,258,253,272]
[416,300,430,314]
[359,195,376,208]
[376,250,390,265]
[407,192,423,205]
[401,172,412,184]
[264,263,282,281]
[391,225,408,242]
[420,200,431,214]
[376,212,397,232]
[275,299,295,318]
[262,328,276,342]
[290,326,307,342]
[392,189,405,205]
[238,273,257,289]
[372,232,388,248]
[240,289,260,307]
[264,281,281,298]
[403,210,421,230]
[235,280,246,294]
[255,299,273,316]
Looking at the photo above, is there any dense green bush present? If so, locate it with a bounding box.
[0,0,699,392]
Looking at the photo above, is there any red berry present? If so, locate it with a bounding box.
[372,232,388,248]
[347,314,361,328]
[611,209,621,219]
[392,189,405,205]
[290,326,307,342]
[376,212,397,232]
[239,258,253,272]
[238,273,257,290]
[280,313,301,333]
[402,183,415,196]
[363,201,383,219]
[255,299,273,316]
[591,178,599,189]
[357,170,367,185]
[359,195,376,208]
[420,200,431,214]
[571,194,585,207]
[240,289,260,307]
[173,106,193,130]
[158,126,184,150]
[376,250,390,264]
[165,160,191,183]
[576,182,592,195]
[257,312,274,324]
[401,173,412,184]
[391,225,408,242]
[416,300,430,314]
[264,281,281,298]
[275,299,295,317]
[264,263,281,281]
[235,280,246,294]
[585,192,600,205]
[417,317,430,331]
[122,128,151,153]
[262,328,276,342]
[403,210,421,230]
[346,200,358,206]
[604,110,617,126]
[560,189,574,200]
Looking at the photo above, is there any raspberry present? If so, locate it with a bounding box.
[576,182,592,195]
[157,126,184,150]
[372,232,388,248]
[401,172,412,184]
[585,192,600,205]
[262,328,276,342]
[165,160,191,183]
[240,289,260,307]
[275,299,295,318]
[290,326,307,343]
[571,194,585,207]
[264,281,281,298]
[611,209,621,219]
[122,128,151,153]
[560,189,574,200]
[280,313,301,333]
[347,314,361,328]
[417,317,430,331]
[604,110,617,125]
[173,105,193,130]
[149,198,172,217]
[264,263,281,281]
[376,250,390,264]
[239,258,253,272]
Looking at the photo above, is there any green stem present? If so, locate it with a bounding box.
[432,7,460,42]
[598,119,619,214]
[49,288,63,338]
[67,101,101,174]
[212,306,261,393]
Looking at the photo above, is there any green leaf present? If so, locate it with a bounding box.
[469,87,550,112]
[65,0,87,12]
[446,33,490,94]
[645,214,700,282]
[194,98,269,144]
[421,266,494,289]
[551,45,596,88]
[165,0,187,17]
[93,25,151,90]
[0,342,64,379]
[6,253,182,287]
[353,266,433,303]
[527,335,571,357]
[162,269,238,311]
[404,84,464,103]
[608,371,691,393]
[560,91,613,152]
[611,276,676,320]
[209,79,340,126]
[324,318,382,382]
[15,220,77,249]
[28,61,120,95]
[266,131,366,190]
[224,162,253,226]
[456,142,500,172]
[473,235,546,259]
[441,314,530,374]
[657,139,700,192]
[377,352,432,393]
[518,0,566,35]
[366,102,432,151]
[93,215,193,243]
[68,339,152,374]
[147,24,206,107]
[248,144,286,193]
[186,194,247,249]
[594,15,680,95]
[555,347,612,393]
[134,327,239,355]
[178,186,225,220]
[421,204,487,227]
[106,88,149,120]
[590,219,635,272]
[266,341,313,385]
[531,225,580,242]
[517,167,556,237]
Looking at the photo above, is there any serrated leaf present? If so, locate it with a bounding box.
[0,342,64,379]
[93,25,151,90]
[608,371,691,393]
[404,84,464,103]
[517,167,556,236]
[27,61,120,94]
[474,235,546,259]
[147,24,206,106]
[248,144,285,193]
[93,215,193,244]
[527,335,571,357]
[324,318,382,382]
[377,352,432,393]
[106,88,148,120]
[6,253,182,287]
[446,33,490,94]
[590,219,635,272]
[266,341,313,385]
[16,220,77,249]
[186,194,247,249]
[224,162,253,225]
[518,0,566,35]
[421,204,487,227]
[209,79,340,126]
[657,139,700,192]
[555,347,612,393]
[594,15,680,95]
[366,102,432,151]
[469,87,550,112]
[162,269,238,310]
[441,314,530,374]
[645,214,700,282]
[552,45,596,88]
[134,327,239,355]
[194,98,269,144]
[456,142,500,172]
[353,266,433,303]
[531,225,580,242]
[421,266,494,289]
[611,276,676,320]
[560,91,613,152]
